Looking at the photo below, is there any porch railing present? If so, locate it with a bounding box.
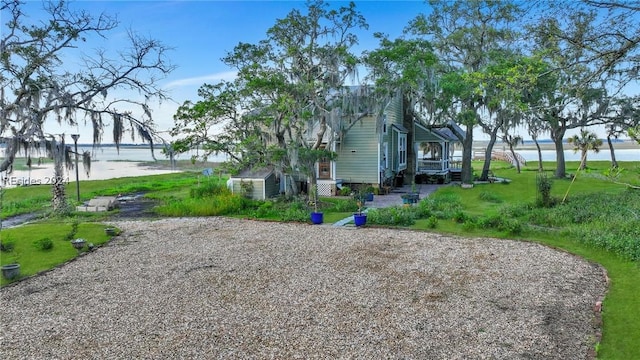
[417,159,449,172]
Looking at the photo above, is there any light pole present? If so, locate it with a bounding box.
[71,134,80,202]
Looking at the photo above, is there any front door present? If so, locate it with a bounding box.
[318,156,331,179]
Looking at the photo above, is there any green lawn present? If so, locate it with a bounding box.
[1,221,113,286]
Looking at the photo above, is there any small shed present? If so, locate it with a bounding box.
[228,167,279,200]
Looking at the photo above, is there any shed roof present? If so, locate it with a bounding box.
[233,166,274,179]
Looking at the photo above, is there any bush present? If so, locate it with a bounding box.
[477,214,504,229]
[452,210,468,223]
[156,193,248,216]
[0,240,15,252]
[339,186,352,196]
[323,197,358,212]
[535,172,555,208]
[462,219,477,231]
[190,181,229,199]
[33,237,54,251]
[422,192,463,219]
[425,215,438,229]
[414,200,433,219]
[279,200,309,222]
[368,207,417,226]
[499,218,523,235]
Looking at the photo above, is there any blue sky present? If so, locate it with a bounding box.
[14,1,640,144]
[18,0,429,143]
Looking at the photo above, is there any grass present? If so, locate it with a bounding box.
[0,159,638,358]
[0,171,207,218]
[1,221,113,286]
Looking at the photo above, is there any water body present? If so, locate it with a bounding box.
[1,146,637,188]
[0,146,228,189]
[467,148,639,162]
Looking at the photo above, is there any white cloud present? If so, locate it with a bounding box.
[163,71,237,90]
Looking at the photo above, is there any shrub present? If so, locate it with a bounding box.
[156,193,248,216]
[34,237,54,251]
[535,172,555,208]
[190,181,229,199]
[323,197,358,212]
[462,219,477,231]
[279,201,309,222]
[0,240,15,252]
[498,203,530,218]
[477,214,504,229]
[425,215,438,229]
[368,207,416,226]
[414,200,433,219]
[452,210,468,223]
[423,192,463,219]
[339,186,352,196]
[65,221,79,241]
[499,218,523,235]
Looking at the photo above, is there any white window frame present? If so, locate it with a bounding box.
[398,133,407,170]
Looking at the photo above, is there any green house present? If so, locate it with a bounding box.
[313,92,464,196]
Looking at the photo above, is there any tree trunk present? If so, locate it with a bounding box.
[533,137,543,172]
[461,124,474,184]
[580,149,588,170]
[607,135,618,168]
[51,159,70,214]
[480,132,498,181]
[552,128,567,178]
[509,144,521,173]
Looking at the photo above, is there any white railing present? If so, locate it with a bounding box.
[417,159,449,172]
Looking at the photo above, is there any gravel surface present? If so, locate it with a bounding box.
[0,217,606,359]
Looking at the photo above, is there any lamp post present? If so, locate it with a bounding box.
[70,134,80,202]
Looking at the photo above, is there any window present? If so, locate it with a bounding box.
[398,133,407,170]
[383,115,387,134]
[318,144,331,179]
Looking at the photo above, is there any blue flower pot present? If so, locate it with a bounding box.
[353,213,367,227]
[310,212,324,225]
[365,193,374,202]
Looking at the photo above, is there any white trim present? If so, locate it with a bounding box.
[398,133,407,170]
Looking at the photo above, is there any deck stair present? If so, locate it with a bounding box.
[475,150,526,167]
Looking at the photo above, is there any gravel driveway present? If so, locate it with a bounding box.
[0,217,606,359]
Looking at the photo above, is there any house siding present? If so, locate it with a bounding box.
[385,94,403,127]
[386,95,405,174]
[335,116,378,184]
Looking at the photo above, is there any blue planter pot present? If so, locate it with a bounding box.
[310,212,324,225]
[353,213,367,227]
[365,193,374,202]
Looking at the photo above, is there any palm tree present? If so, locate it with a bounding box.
[568,129,603,170]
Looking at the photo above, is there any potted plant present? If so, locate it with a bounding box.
[353,198,367,227]
[309,185,324,225]
[1,263,20,280]
[365,185,375,202]
[403,181,420,204]
[71,238,86,252]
